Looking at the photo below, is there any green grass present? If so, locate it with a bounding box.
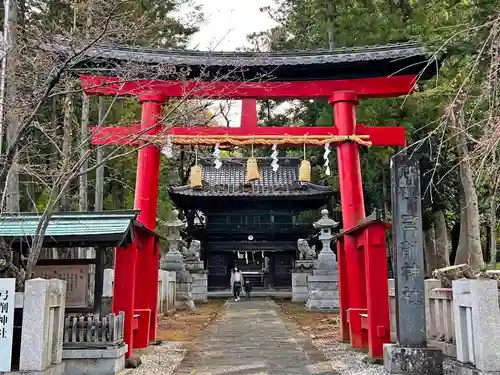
[496,262,500,270]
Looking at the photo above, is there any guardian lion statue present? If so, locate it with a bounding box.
[297,238,316,260]
[182,239,201,260]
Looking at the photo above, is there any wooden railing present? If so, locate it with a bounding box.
[63,312,125,349]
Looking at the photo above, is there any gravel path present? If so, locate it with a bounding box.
[173,299,337,374]
[129,300,458,375]
[130,341,186,375]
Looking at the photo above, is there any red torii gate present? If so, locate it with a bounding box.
[78,43,438,359]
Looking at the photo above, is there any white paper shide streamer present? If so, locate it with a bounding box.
[161,134,174,158]
[213,143,222,169]
[323,142,331,176]
[271,144,279,172]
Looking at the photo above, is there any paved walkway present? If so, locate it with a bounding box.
[173,299,337,375]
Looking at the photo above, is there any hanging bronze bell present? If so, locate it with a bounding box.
[246,157,260,181]
[189,165,203,189]
[299,160,311,182]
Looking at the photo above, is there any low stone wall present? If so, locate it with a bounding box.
[292,271,312,302]
[388,278,500,362]
[158,270,177,313]
[102,269,177,315]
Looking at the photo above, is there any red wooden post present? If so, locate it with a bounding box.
[148,237,161,341]
[330,91,367,348]
[132,94,165,348]
[364,222,391,359]
[112,240,138,357]
[336,237,350,342]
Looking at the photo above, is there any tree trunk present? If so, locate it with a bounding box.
[79,93,89,213]
[455,175,470,265]
[61,85,73,211]
[326,2,335,50]
[3,0,19,213]
[489,195,497,268]
[433,209,450,268]
[453,107,484,270]
[424,226,437,276]
[95,97,105,211]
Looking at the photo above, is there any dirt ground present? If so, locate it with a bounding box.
[156,299,226,342]
[274,300,341,341]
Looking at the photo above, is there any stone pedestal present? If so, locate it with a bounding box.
[305,210,339,311]
[292,260,316,302]
[383,344,443,375]
[162,252,194,310]
[305,265,339,310]
[184,259,207,302]
[62,345,127,375]
[190,273,208,302]
[161,251,184,272]
[175,270,195,310]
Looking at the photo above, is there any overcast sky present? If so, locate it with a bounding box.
[177,0,278,125]
[180,0,276,51]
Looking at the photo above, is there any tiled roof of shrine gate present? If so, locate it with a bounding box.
[57,41,441,82]
[169,158,333,198]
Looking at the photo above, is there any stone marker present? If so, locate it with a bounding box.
[20,278,66,374]
[0,278,15,372]
[305,209,340,310]
[383,153,443,375]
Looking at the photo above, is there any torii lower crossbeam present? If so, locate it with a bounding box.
[90,123,405,147]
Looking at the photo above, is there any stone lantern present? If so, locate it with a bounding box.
[313,209,339,269]
[161,210,194,310]
[306,209,340,310]
[161,209,185,272]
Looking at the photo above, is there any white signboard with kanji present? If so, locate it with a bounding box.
[0,278,15,371]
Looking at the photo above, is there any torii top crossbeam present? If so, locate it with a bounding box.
[73,42,438,100]
[66,42,440,147]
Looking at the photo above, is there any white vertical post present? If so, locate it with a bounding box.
[0,278,15,371]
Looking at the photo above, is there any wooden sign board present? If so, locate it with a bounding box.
[33,265,90,308]
[0,278,15,371]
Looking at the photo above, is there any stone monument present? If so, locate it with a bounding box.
[161,210,195,310]
[305,209,340,310]
[292,239,317,302]
[383,153,443,374]
[182,240,208,302]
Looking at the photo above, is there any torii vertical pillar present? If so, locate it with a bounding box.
[134,94,165,346]
[330,91,367,346]
[113,92,165,355]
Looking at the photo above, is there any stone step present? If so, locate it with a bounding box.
[308,274,338,282]
[313,269,338,276]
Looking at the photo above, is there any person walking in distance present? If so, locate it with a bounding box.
[230,265,244,301]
